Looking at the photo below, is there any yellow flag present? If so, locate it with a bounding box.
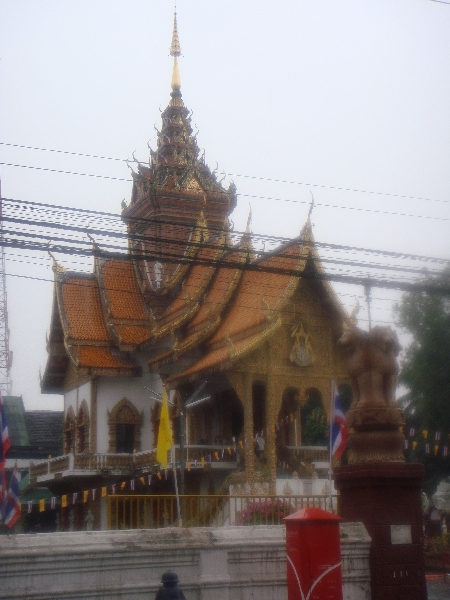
[39,499,45,513]
[62,495,67,508]
[423,430,428,439]
[83,490,89,503]
[120,481,126,490]
[140,477,145,485]
[412,441,418,450]
[201,456,205,467]
[214,451,219,461]
[156,389,173,468]
[102,486,107,497]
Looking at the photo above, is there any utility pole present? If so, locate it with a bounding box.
[0,182,12,395]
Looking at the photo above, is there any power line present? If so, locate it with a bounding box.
[1,141,448,205]
[1,162,448,222]
[2,197,448,265]
[2,235,449,295]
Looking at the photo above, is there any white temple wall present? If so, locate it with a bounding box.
[64,381,91,418]
[95,370,162,453]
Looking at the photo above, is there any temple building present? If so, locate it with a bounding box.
[33,14,350,526]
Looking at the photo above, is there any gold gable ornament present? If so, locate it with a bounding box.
[289,322,313,367]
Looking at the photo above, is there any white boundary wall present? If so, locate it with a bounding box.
[0,523,371,600]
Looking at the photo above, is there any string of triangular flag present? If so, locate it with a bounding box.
[403,427,450,456]
[25,450,239,515]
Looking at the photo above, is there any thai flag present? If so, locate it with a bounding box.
[0,464,5,508]
[331,383,348,458]
[3,463,21,529]
[0,392,11,465]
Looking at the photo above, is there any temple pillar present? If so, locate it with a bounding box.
[229,372,254,490]
[266,376,282,494]
[243,373,255,491]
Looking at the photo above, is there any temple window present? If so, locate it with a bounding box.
[77,400,90,453]
[64,406,76,453]
[108,398,143,453]
[116,424,135,453]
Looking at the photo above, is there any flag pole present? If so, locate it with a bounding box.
[328,380,335,512]
[171,444,182,527]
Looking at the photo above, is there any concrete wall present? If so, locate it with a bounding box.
[0,523,371,600]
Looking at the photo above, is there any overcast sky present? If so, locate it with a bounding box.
[1,0,449,410]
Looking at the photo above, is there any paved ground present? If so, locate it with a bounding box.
[427,579,450,599]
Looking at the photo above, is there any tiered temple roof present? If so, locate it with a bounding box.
[41,14,348,395]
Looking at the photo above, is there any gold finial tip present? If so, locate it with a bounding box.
[170,13,181,57]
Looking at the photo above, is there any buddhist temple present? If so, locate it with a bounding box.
[34,13,351,528]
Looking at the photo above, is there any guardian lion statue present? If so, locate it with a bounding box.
[337,325,405,463]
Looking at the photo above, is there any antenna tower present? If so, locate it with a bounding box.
[0,182,12,395]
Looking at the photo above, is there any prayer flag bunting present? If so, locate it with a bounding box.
[101,487,107,497]
[83,490,89,503]
[62,495,67,507]
[39,499,45,513]
[50,497,56,509]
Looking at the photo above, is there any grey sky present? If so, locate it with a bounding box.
[1,0,449,410]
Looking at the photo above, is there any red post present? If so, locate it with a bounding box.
[284,507,343,600]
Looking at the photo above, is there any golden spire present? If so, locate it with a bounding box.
[170,10,182,90]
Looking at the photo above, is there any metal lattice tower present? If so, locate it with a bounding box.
[0,184,12,395]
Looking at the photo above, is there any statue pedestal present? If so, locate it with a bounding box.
[334,463,427,600]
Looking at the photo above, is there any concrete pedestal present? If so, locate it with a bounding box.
[334,463,427,600]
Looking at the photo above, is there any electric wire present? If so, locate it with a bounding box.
[1,163,448,222]
[1,141,448,205]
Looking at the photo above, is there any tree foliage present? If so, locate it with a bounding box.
[395,269,450,492]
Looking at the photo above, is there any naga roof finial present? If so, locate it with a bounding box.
[170,9,182,91]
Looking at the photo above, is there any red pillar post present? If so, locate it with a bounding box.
[284,507,343,600]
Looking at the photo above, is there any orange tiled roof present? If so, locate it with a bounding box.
[60,277,109,342]
[167,318,281,383]
[75,346,138,370]
[187,249,243,331]
[208,241,301,345]
[101,259,148,321]
[160,239,223,320]
[115,324,153,346]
